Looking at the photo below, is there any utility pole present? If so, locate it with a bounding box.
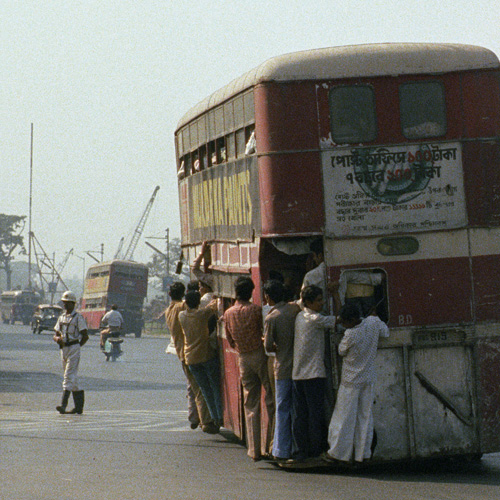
[166,228,170,276]
[145,227,171,298]
[28,123,33,290]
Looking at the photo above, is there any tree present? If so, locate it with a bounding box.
[146,237,190,295]
[0,214,27,290]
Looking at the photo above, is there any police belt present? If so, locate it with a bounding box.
[64,340,80,347]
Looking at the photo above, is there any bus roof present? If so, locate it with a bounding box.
[86,260,148,270]
[177,43,499,130]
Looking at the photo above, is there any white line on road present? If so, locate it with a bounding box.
[0,409,191,433]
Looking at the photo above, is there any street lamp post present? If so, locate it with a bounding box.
[86,244,104,264]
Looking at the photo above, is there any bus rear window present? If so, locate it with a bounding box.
[400,81,446,139]
[329,85,377,143]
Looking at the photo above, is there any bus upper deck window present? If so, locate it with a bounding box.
[400,81,446,139]
[329,85,377,143]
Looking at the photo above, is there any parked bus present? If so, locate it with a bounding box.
[81,260,148,337]
[0,290,41,325]
[175,43,500,463]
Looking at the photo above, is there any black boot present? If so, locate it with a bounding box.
[67,390,85,415]
[56,390,71,414]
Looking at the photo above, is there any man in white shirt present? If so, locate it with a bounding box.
[53,291,88,414]
[291,285,337,461]
[100,304,124,349]
[301,239,326,296]
[325,304,389,465]
[301,238,340,314]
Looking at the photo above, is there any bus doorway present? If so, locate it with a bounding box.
[259,238,313,304]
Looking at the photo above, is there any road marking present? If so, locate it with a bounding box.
[0,409,192,433]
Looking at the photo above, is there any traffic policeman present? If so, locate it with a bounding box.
[53,291,89,414]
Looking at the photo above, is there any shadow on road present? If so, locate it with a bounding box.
[0,370,185,393]
[270,454,500,487]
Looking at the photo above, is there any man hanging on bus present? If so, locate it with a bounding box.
[264,279,301,464]
[324,304,389,466]
[223,276,275,461]
[165,282,219,434]
[301,238,340,313]
[291,285,337,462]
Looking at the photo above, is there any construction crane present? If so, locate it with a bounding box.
[114,236,125,259]
[119,186,160,261]
[30,232,71,303]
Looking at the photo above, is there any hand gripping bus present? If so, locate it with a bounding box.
[175,43,500,464]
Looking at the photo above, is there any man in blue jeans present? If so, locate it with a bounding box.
[179,290,223,429]
[291,285,337,462]
[264,280,300,463]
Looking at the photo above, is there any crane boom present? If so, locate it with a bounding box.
[122,186,160,261]
[114,236,125,259]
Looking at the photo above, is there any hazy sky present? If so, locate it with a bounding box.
[1,0,499,280]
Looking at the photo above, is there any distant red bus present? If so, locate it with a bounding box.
[81,260,148,337]
[175,43,500,462]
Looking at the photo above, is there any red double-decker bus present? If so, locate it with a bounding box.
[175,43,500,462]
[81,260,148,337]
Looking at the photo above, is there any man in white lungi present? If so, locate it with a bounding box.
[53,291,88,415]
[325,303,389,464]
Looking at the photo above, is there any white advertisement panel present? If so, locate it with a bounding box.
[322,142,467,237]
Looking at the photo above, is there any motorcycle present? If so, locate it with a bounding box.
[101,329,124,362]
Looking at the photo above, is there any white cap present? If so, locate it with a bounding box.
[61,290,77,303]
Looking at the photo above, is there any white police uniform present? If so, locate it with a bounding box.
[55,310,87,392]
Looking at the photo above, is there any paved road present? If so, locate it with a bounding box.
[2,325,500,500]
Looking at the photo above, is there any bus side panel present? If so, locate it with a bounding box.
[255,82,319,152]
[255,81,324,236]
[388,258,472,327]
[462,141,500,227]
[461,71,500,139]
[472,254,500,322]
[410,346,476,457]
[220,337,245,441]
[477,336,500,453]
[179,158,260,244]
[373,348,411,460]
[258,153,324,235]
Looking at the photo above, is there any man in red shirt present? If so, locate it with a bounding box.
[223,276,275,461]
